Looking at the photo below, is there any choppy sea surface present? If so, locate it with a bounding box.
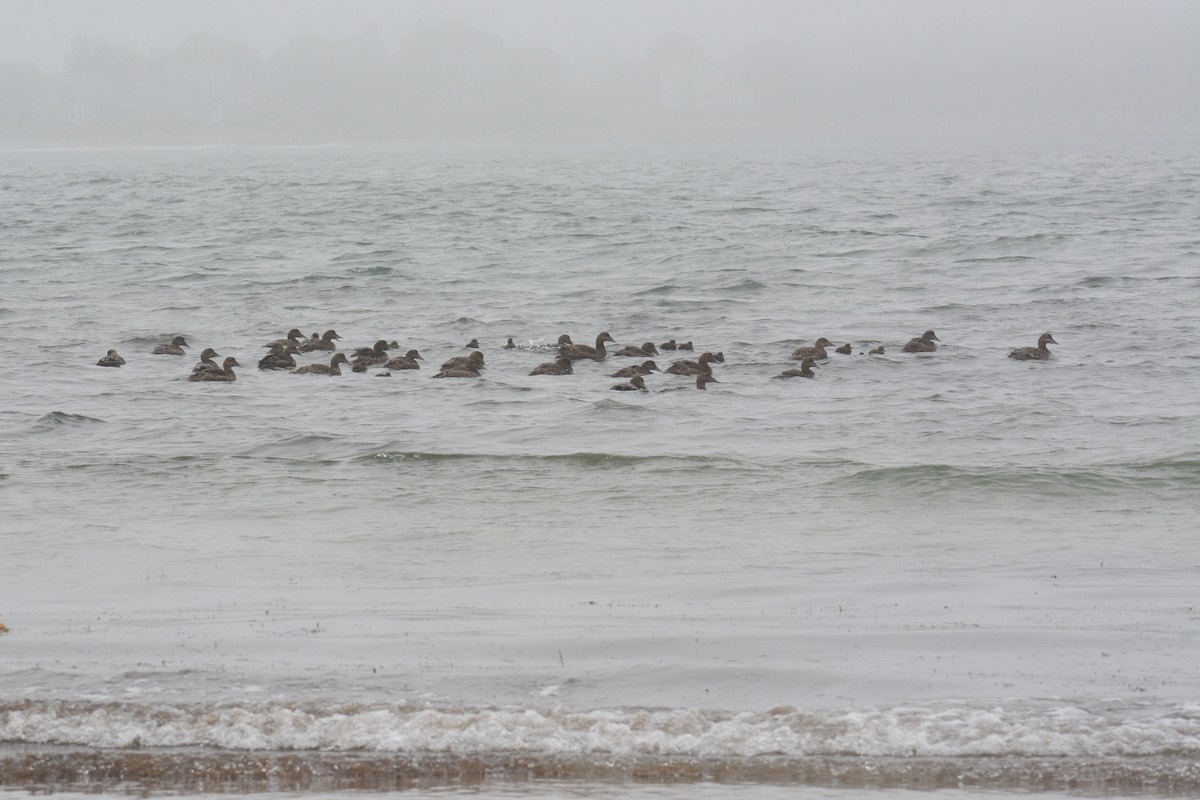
[1,140,1198,798]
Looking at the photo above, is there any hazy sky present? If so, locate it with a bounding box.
[6,0,1199,71]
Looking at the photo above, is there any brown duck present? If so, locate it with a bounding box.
[384,350,423,370]
[187,356,240,382]
[1008,333,1057,360]
[530,357,574,376]
[258,343,298,370]
[152,335,188,355]
[901,330,940,353]
[775,357,817,379]
[440,351,485,372]
[661,373,718,391]
[666,352,722,376]
[190,347,222,374]
[790,338,833,360]
[560,332,616,361]
[292,353,350,375]
[613,341,659,358]
[611,374,648,391]
[96,349,125,367]
[610,360,660,378]
[300,329,341,352]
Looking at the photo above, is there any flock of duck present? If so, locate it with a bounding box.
[95,328,1059,390]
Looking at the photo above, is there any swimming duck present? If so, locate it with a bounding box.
[299,330,341,352]
[835,343,853,355]
[869,346,885,355]
[1008,333,1057,360]
[291,353,350,375]
[96,349,125,367]
[774,358,817,379]
[465,338,480,349]
[677,341,694,351]
[433,367,481,378]
[560,332,616,361]
[661,373,718,391]
[790,338,833,360]
[351,340,392,368]
[352,340,394,359]
[611,374,648,391]
[529,357,574,376]
[258,343,298,370]
[265,329,305,350]
[659,339,678,351]
[504,338,517,349]
[152,335,189,355]
[187,356,240,382]
[384,350,423,370]
[666,352,722,376]
[901,330,940,353]
[609,360,660,378]
[613,341,659,358]
[190,348,222,374]
[558,334,573,345]
[440,351,485,372]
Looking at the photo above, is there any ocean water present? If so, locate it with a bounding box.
[1,140,1198,797]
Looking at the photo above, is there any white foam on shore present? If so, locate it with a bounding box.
[3,699,1197,758]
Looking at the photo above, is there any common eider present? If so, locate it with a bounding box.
[384,350,423,370]
[611,374,648,391]
[190,348,222,374]
[613,341,659,358]
[901,330,940,353]
[609,360,660,378]
[96,349,125,367]
[529,357,574,376]
[291,353,350,375]
[352,339,393,359]
[465,338,480,349]
[869,346,885,355]
[835,343,852,355]
[258,344,298,370]
[152,336,189,355]
[299,330,340,353]
[677,341,694,351]
[351,340,392,368]
[504,338,517,349]
[790,338,833,361]
[659,339,678,351]
[440,351,485,372]
[187,356,240,382]
[1008,333,1057,360]
[560,332,616,361]
[666,352,721,376]
[661,373,718,391]
[774,358,817,379]
[433,367,481,378]
[265,329,305,350]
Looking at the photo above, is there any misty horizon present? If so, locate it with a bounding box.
[2,0,1198,144]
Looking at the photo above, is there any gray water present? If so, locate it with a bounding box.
[1,141,1198,797]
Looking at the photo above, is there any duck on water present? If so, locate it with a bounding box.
[190,348,222,374]
[611,374,648,391]
[901,330,940,353]
[560,332,616,361]
[790,338,833,361]
[609,360,659,378]
[96,349,125,367]
[1008,333,1057,360]
[292,353,350,375]
[187,357,240,382]
[152,336,188,355]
